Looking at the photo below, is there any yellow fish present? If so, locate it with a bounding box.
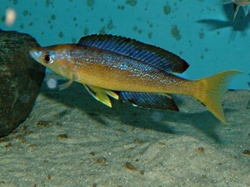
[29,34,240,124]
[224,0,250,20]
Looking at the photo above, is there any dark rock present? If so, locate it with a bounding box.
[0,30,45,137]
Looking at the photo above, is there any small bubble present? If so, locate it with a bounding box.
[5,8,16,26]
[47,78,57,89]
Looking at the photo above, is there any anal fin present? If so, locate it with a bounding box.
[119,92,179,111]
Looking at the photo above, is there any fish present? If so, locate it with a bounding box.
[29,34,241,124]
[224,0,250,20]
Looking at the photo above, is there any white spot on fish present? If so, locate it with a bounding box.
[119,64,128,70]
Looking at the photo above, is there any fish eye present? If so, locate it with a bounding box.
[43,53,53,64]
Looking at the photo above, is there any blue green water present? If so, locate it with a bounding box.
[1,0,249,89]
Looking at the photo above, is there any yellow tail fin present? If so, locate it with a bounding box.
[193,70,241,124]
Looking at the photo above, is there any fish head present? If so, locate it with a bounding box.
[29,45,76,79]
[29,47,56,66]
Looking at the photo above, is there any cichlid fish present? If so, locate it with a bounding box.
[29,34,240,124]
[224,0,250,20]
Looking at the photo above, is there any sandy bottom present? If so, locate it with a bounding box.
[0,73,250,187]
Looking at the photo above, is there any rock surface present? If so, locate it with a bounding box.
[0,30,45,137]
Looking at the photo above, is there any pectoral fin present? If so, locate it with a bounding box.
[58,78,75,90]
[84,85,118,107]
[58,71,77,90]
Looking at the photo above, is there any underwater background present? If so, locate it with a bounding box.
[1,0,249,89]
[1,1,250,186]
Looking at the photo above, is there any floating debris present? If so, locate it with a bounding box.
[36,121,52,127]
[57,134,68,139]
[243,150,250,156]
[158,142,166,146]
[125,162,137,171]
[96,157,106,163]
[197,147,205,154]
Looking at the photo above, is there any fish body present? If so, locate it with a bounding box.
[29,34,240,124]
[32,44,190,94]
[224,0,250,19]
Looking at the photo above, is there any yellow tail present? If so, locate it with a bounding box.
[193,70,241,124]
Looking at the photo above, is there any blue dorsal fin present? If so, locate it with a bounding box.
[78,34,189,73]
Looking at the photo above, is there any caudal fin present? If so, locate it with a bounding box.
[193,70,241,124]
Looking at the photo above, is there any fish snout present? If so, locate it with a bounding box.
[29,48,42,60]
